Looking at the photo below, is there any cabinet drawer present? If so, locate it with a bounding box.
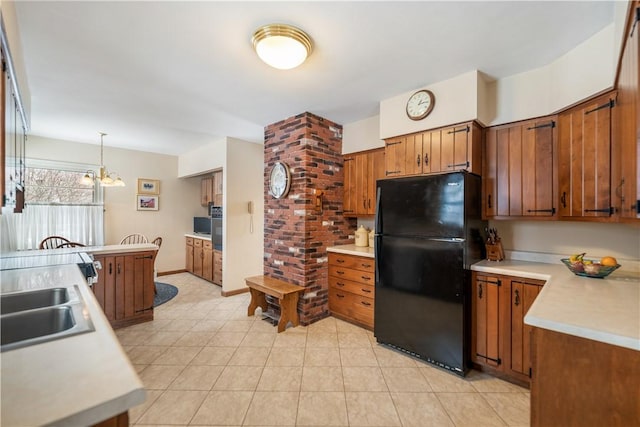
[328,265,374,285]
[329,276,374,299]
[329,253,374,272]
[193,239,203,248]
[186,237,193,246]
[329,288,374,328]
[204,240,213,250]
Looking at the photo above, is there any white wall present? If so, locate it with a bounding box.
[177,138,226,178]
[380,70,479,139]
[26,135,202,272]
[492,220,640,266]
[178,137,265,294]
[223,138,264,293]
[342,115,384,154]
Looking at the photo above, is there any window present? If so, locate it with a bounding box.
[0,159,105,251]
[24,159,102,205]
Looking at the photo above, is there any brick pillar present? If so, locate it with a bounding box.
[264,112,356,325]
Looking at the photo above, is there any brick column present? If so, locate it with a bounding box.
[264,112,355,325]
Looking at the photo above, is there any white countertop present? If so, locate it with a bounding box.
[471,259,640,351]
[185,233,212,240]
[0,264,146,426]
[1,243,158,259]
[327,244,374,258]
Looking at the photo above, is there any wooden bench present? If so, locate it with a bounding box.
[244,275,305,333]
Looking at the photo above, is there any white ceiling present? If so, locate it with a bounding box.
[14,1,615,156]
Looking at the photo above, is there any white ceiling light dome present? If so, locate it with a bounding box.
[252,24,313,70]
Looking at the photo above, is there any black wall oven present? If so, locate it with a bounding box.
[210,205,223,248]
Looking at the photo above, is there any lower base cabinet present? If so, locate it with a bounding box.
[471,271,545,386]
[186,236,222,285]
[92,251,155,329]
[531,327,640,426]
[328,252,375,330]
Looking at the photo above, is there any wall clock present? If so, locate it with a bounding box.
[269,161,291,199]
[406,89,435,121]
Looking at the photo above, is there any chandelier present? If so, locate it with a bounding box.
[80,132,125,187]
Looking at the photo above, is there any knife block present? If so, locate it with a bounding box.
[485,240,505,261]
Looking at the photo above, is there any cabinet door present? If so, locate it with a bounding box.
[441,124,470,171]
[617,16,640,220]
[114,255,129,320]
[343,155,357,215]
[201,177,213,207]
[203,243,214,282]
[186,239,194,273]
[213,171,223,206]
[472,274,502,368]
[366,149,385,215]
[484,117,556,218]
[510,280,543,377]
[94,255,116,321]
[213,249,222,285]
[354,153,369,214]
[193,240,204,277]
[558,94,614,218]
[133,252,155,314]
[385,136,406,177]
[404,133,423,175]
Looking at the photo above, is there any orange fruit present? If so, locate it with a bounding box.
[601,256,618,266]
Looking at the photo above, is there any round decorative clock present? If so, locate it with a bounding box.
[406,89,435,121]
[268,161,291,199]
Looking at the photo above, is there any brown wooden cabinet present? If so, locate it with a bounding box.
[615,1,640,221]
[530,327,640,427]
[384,121,482,179]
[92,251,155,329]
[185,237,194,273]
[186,236,222,285]
[558,92,615,219]
[471,271,545,386]
[472,274,503,368]
[328,252,375,330]
[212,170,223,206]
[201,176,213,207]
[483,116,557,219]
[343,148,384,216]
[213,249,222,285]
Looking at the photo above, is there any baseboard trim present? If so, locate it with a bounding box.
[222,287,249,297]
[158,269,187,276]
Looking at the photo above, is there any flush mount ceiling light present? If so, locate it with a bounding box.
[80,132,125,187]
[252,24,312,70]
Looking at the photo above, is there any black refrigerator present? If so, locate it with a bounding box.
[374,171,486,376]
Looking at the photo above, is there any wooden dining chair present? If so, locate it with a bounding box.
[39,236,71,249]
[119,233,149,244]
[152,237,163,248]
[56,242,86,249]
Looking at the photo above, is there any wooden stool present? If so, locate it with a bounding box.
[244,275,305,332]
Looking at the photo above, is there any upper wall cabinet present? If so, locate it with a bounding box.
[616,2,640,221]
[558,92,615,220]
[483,116,557,219]
[343,148,384,216]
[1,44,28,213]
[200,170,223,207]
[384,121,482,178]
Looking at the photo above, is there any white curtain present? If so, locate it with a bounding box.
[0,205,104,252]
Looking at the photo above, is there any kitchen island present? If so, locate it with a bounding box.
[0,263,146,426]
[471,259,640,426]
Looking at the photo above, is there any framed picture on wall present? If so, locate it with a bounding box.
[137,178,160,195]
[137,195,159,211]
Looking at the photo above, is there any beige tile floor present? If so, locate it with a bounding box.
[117,272,530,427]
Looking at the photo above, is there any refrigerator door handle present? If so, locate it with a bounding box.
[374,186,382,286]
[428,237,466,243]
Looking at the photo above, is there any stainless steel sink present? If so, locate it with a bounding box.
[0,286,94,352]
[1,287,70,314]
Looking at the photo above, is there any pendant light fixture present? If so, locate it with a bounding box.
[80,132,125,187]
[252,24,312,70]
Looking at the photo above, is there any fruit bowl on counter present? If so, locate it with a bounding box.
[561,254,621,279]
